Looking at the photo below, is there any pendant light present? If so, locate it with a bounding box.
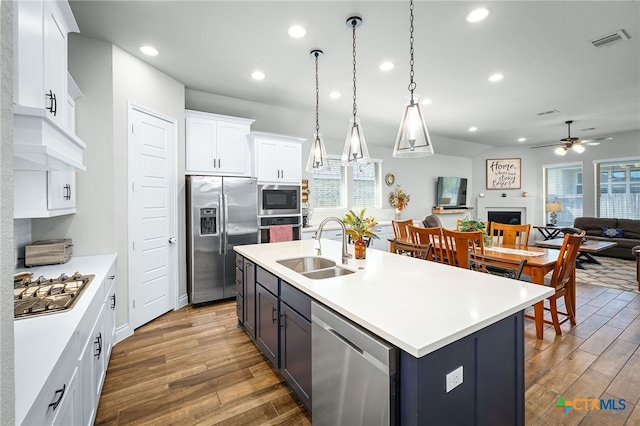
[306,50,329,172]
[341,16,371,166]
[393,0,434,158]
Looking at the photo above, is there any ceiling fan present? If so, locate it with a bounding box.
[531,120,613,155]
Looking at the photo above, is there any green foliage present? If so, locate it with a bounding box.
[342,208,379,241]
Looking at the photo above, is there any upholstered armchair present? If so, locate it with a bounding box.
[633,246,640,290]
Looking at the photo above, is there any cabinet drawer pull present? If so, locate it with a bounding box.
[280,313,285,328]
[48,384,65,411]
[46,90,57,116]
[272,306,277,324]
[95,332,103,359]
[63,184,71,200]
[110,293,116,310]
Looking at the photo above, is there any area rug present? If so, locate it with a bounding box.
[575,256,638,293]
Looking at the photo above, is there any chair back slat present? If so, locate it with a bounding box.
[394,241,432,260]
[392,219,414,239]
[442,228,485,269]
[550,232,585,290]
[468,252,527,280]
[408,225,445,263]
[490,222,531,246]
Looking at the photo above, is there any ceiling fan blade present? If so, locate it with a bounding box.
[530,143,562,149]
[580,136,613,143]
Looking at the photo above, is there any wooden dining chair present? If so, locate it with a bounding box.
[490,222,531,246]
[392,219,414,240]
[394,240,432,260]
[525,232,584,335]
[468,252,527,280]
[408,225,445,263]
[442,228,484,269]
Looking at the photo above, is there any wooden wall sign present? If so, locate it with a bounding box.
[486,158,521,189]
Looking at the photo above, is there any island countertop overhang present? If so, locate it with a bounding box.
[234,239,553,358]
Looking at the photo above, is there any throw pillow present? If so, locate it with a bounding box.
[601,227,624,238]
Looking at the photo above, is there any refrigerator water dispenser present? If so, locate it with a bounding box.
[200,208,217,235]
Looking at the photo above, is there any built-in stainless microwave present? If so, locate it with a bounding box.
[258,185,300,216]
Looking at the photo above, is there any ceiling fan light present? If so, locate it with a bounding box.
[572,144,586,153]
[554,147,567,156]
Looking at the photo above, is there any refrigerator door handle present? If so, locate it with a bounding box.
[223,193,229,254]
[218,193,224,255]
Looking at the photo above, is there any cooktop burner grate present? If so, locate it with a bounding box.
[13,272,94,319]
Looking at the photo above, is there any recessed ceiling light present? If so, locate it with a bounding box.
[518,137,526,142]
[251,71,266,81]
[140,45,158,56]
[421,98,433,105]
[488,73,504,82]
[466,8,489,23]
[379,61,394,71]
[469,126,478,132]
[288,25,306,38]
[329,91,341,99]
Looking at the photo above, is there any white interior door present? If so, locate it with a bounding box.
[129,105,177,329]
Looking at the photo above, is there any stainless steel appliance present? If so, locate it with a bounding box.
[258,184,300,216]
[186,176,258,305]
[13,271,94,319]
[258,215,301,243]
[311,302,398,425]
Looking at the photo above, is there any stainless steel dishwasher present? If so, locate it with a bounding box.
[311,302,398,425]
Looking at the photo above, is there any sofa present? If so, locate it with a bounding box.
[573,217,640,260]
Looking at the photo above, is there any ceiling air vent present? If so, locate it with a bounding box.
[591,29,630,48]
[536,109,560,116]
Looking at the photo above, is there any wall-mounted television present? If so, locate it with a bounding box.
[436,176,468,208]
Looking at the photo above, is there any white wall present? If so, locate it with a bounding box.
[32,35,186,329]
[0,0,14,422]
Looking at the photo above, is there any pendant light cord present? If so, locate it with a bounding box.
[315,52,320,134]
[408,0,416,95]
[351,19,358,120]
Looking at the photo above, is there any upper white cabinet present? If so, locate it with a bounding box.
[13,0,86,171]
[14,170,77,218]
[185,110,255,176]
[250,132,305,184]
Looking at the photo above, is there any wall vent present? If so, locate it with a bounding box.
[536,109,560,116]
[591,29,630,48]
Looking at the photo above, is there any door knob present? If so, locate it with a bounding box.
[168,237,177,244]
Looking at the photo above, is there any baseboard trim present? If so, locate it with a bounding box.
[178,293,189,309]
[114,323,133,345]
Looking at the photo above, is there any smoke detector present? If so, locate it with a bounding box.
[591,29,631,48]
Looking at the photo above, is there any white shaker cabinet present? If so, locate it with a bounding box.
[185,110,255,176]
[13,0,87,171]
[250,132,305,184]
[14,170,77,218]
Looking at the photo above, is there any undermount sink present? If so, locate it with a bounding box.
[302,267,355,280]
[277,256,336,273]
[277,256,355,280]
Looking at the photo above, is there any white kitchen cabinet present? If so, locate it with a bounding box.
[13,0,87,171]
[250,132,305,184]
[79,304,105,426]
[14,170,76,218]
[370,225,393,252]
[185,110,254,176]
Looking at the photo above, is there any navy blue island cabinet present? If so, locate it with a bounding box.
[236,255,524,425]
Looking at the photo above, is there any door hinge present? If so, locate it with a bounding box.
[131,182,134,191]
[132,241,135,250]
[133,299,135,308]
[131,124,135,133]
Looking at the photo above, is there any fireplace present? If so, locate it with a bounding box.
[488,211,522,225]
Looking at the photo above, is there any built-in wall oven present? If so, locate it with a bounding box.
[258,215,302,243]
[258,185,300,216]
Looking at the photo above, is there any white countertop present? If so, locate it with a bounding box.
[14,254,117,424]
[235,240,553,358]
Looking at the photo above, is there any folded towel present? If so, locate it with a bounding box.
[269,224,293,243]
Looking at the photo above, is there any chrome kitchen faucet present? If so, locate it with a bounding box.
[314,217,352,265]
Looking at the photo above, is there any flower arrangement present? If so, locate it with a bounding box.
[458,218,492,246]
[388,185,411,210]
[342,208,379,241]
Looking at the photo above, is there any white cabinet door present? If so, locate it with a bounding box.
[51,367,81,426]
[256,139,281,182]
[48,170,76,210]
[104,273,117,361]
[217,121,248,175]
[43,1,68,129]
[185,115,217,172]
[80,303,105,426]
[279,142,302,183]
[370,225,392,251]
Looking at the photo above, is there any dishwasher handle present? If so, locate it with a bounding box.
[328,327,364,355]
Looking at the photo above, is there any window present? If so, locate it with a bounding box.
[595,158,640,219]
[544,163,583,227]
[311,157,382,209]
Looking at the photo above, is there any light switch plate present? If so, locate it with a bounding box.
[446,366,463,393]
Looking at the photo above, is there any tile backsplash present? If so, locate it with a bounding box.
[14,219,31,269]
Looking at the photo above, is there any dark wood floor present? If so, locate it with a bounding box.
[95,282,640,425]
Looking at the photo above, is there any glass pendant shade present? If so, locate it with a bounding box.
[305,132,329,172]
[393,94,434,158]
[341,117,370,166]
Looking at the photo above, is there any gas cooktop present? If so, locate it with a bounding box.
[13,272,94,319]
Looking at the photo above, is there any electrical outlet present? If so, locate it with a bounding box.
[446,366,463,393]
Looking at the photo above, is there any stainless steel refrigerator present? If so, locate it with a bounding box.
[186,176,258,304]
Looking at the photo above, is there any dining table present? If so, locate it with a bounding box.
[389,236,566,339]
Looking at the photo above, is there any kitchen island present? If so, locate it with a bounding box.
[235,239,553,425]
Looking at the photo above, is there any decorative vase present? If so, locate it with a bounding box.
[395,207,403,220]
[354,239,367,259]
